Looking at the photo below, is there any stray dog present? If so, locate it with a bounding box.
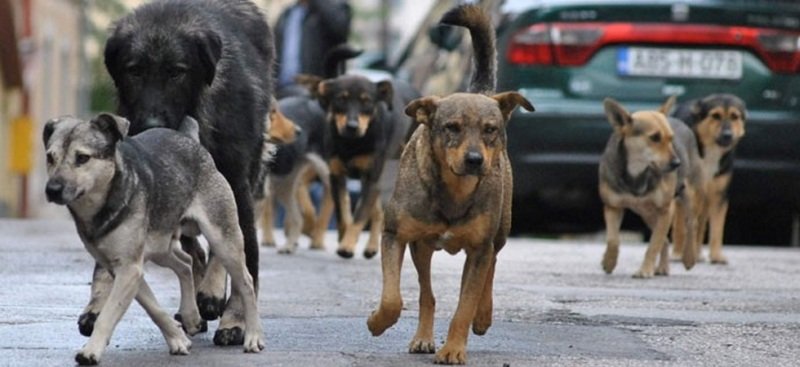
[367,5,534,364]
[302,66,420,259]
[670,94,746,265]
[258,46,362,254]
[259,96,333,254]
[43,114,264,365]
[102,0,273,345]
[599,96,700,278]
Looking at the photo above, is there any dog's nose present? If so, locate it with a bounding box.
[465,151,484,168]
[669,157,681,170]
[45,180,64,202]
[717,130,734,146]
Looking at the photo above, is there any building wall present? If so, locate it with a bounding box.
[25,0,82,218]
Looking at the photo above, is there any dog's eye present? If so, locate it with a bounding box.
[168,66,187,79]
[730,113,740,120]
[126,65,144,77]
[444,123,461,134]
[711,112,722,120]
[649,132,661,143]
[483,126,498,134]
[75,153,91,166]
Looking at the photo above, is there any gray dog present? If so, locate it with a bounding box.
[43,113,264,365]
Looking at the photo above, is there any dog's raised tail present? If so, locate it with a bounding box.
[440,4,496,94]
[324,44,364,78]
[178,116,201,143]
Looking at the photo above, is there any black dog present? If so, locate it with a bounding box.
[303,74,419,259]
[96,0,273,346]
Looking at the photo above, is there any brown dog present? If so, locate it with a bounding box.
[671,94,746,264]
[366,5,533,365]
[599,97,700,278]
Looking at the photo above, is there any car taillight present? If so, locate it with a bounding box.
[507,22,800,73]
[757,30,800,73]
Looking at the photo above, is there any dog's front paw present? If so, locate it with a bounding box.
[77,312,98,337]
[243,331,265,353]
[363,249,378,259]
[366,307,401,336]
[214,326,244,346]
[196,293,226,321]
[601,249,618,274]
[682,250,696,271]
[309,242,326,251]
[336,248,354,259]
[434,343,467,365]
[632,268,655,279]
[277,243,297,255]
[472,316,492,336]
[174,313,207,335]
[710,254,728,265]
[655,264,669,276]
[167,332,192,355]
[409,338,436,354]
[75,351,99,366]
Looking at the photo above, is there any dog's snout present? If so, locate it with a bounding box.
[345,118,359,131]
[717,129,734,146]
[45,180,64,203]
[669,157,681,170]
[464,151,484,168]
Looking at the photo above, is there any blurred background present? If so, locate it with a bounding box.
[1,0,798,245]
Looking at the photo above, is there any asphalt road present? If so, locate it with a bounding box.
[1,219,799,366]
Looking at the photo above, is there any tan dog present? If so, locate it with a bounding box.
[670,94,746,264]
[366,5,534,365]
[599,97,700,278]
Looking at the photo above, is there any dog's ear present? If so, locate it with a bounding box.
[43,118,61,146]
[405,96,440,125]
[316,80,334,109]
[295,74,324,98]
[103,31,129,84]
[603,98,632,129]
[193,30,222,86]
[659,95,677,115]
[92,113,130,142]
[376,80,394,111]
[492,92,535,121]
[267,102,299,144]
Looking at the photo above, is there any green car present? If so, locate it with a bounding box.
[388,0,800,244]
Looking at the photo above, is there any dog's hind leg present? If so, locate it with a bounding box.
[364,199,384,259]
[78,263,113,337]
[367,232,407,336]
[179,236,207,293]
[307,154,332,250]
[135,277,192,355]
[602,206,624,274]
[275,174,302,255]
[154,242,206,336]
[76,262,143,365]
[408,242,436,354]
[258,189,277,248]
[435,244,493,365]
[196,254,227,321]
[473,251,496,335]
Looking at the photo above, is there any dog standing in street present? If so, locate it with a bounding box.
[670,94,746,264]
[100,0,274,345]
[43,114,263,365]
[599,97,700,278]
[366,5,534,364]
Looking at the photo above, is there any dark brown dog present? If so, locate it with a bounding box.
[671,94,746,264]
[301,73,419,259]
[366,5,533,364]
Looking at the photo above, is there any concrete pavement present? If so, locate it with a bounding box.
[1,219,799,366]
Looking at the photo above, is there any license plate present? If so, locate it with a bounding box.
[617,47,742,80]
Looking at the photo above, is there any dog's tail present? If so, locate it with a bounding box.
[440,4,496,94]
[324,44,364,78]
[178,116,201,143]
